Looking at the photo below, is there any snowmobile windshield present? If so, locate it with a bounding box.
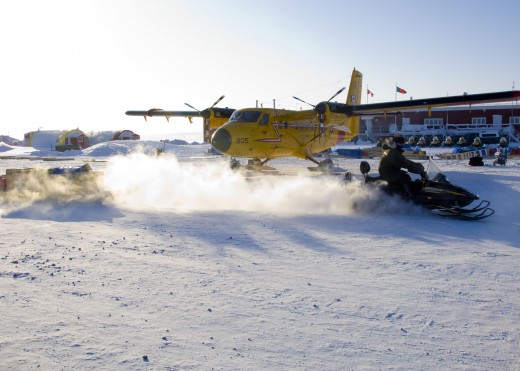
[426,159,449,183]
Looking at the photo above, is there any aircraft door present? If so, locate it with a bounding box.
[255,113,271,139]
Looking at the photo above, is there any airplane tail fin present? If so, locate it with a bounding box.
[346,68,363,106]
[343,68,362,139]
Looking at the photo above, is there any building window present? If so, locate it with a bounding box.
[472,117,486,125]
[510,116,520,124]
[424,118,443,126]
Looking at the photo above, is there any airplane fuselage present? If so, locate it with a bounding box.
[211,107,357,161]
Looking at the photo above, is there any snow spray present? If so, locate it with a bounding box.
[102,153,416,216]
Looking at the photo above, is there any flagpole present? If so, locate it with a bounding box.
[367,85,369,103]
[395,83,397,101]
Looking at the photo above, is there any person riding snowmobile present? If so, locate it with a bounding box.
[378,136,427,197]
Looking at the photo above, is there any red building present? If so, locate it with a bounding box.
[361,104,520,144]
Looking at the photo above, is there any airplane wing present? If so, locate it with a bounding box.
[126,94,235,122]
[317,90,520,117]
[125,107,235,121]
[126,109,198,118]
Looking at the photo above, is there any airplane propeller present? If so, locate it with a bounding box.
[327,87,346,102]
[184,102,200,112]
[184,95,226,118]
[293,87,346,108]
[294,87,344,144]
[292,96,315,108]
[210,94,225,109]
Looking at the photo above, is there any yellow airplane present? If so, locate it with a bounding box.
[126,69,520,169]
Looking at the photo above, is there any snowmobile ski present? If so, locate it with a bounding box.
[431,202,495,221]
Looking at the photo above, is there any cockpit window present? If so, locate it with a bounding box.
[259,113,269,126]
[229,110,262,123]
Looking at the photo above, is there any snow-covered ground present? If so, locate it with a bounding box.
[1,140,519,370]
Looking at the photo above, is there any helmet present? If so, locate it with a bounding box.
[393,136,405,145]
[392,136,405,152]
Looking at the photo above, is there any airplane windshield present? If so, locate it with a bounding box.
[229,110,262,123]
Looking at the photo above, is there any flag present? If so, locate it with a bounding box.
[367,88,374,97]
[396,86,407,94]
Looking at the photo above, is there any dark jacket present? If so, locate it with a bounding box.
[379,147,425,184]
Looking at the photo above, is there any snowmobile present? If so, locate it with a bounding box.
[359,159,494,220]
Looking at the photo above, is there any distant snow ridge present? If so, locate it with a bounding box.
[0,141,15,152]
[81,140,197,158]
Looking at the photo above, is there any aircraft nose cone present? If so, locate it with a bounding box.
[211,128,232,153]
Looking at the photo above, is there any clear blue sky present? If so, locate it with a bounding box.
[1,0,519,141]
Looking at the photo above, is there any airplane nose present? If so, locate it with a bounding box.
[211,128,232,153]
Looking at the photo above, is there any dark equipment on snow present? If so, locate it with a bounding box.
[468,156,484,166]
[494,149,507,166]
[359,160,494,220]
